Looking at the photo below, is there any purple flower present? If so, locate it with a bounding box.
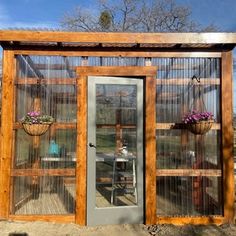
[21,111,53,124]
[183,110,214,124]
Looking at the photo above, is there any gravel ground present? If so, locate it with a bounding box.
[1,221,236,236]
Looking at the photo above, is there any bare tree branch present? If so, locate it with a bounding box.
[60,0,218,32]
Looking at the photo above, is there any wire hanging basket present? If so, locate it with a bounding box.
[186,119,214,135]
[22,122,53,136]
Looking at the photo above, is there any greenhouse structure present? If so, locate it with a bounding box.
[0,30,235,225]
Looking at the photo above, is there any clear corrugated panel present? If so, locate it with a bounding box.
[154,58,222,216]
[12,55,77,215]
[156,130,221,170]
[156,176,222,216]
[16,55,81,78]
[88,57,145,66]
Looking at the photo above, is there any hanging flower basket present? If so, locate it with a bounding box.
[21,111,54,136]
[183,110,214,135]
[186,120,214,135]
[22,122,53,136]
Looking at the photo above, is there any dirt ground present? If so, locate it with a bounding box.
[1,221,236,236]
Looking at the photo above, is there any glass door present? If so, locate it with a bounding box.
[87,76,143,225]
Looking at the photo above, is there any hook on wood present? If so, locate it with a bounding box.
[192,75,201,83]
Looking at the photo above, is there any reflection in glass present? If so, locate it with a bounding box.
[95,85,138,207]
[156,130,221,170]
[157,176,222,216]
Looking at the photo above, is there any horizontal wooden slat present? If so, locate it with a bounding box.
[17,64,219,72]
[15,78,221,87]
[77,66,157,76]
[14,122,76,130]
[15,78,76,85]
[9,214,75,223]
[156,123,221,130]
[156,169,222,177]
[53,123,76,129]
[11,168,75,176]
[155,216,225,225]
[156,78,220,85]
[1,31,236,44]
[14,50,222,58]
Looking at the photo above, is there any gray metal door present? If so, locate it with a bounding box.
[87,76,143,225]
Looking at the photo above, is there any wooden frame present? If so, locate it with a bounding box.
[1,31,236,44]
[13,50,222,58]
[75,66,157,225]
[0,30,235,225]
[0,50,15,219]
[221,51,235,222]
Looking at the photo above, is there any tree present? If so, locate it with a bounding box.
[99,10,112,30]
[60,0,217,32]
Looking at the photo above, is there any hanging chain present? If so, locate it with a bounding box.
[189,75,208,112]
[186,58,213,112]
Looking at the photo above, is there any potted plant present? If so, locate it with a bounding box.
[21,111,54,136]
[182,110,214,135]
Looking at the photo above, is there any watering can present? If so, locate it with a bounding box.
[48,140,59,156]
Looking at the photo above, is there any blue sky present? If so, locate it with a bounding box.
[0,0,97,29]
[0,0,236,31]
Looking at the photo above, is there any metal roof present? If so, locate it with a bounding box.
[0,30,236,51]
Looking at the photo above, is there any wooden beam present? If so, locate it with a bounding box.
[1,31,236,44]
[11,168,75,176]
[0,50,15,219]
[75,74,87,225]
[2,43,234,53]
[145,76,157,225]
[77,66,157,76]
[9,215,75,223]
[156,216,225,225]
[13,50,222,58]
[156,78,220,85]
[15,78,76,85]
[221,51,235,223]
[156,169,222,177]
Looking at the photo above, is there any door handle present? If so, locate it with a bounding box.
[89,143,96,148]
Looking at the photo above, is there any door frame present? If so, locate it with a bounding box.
[76,66,157,225]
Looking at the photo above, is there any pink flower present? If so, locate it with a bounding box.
[183,110,214,124]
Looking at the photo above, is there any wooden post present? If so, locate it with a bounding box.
[145,57,157,224]
[221,51,234,223]
[145,76,156,224]
[75,74,87,225]
[0,50,15,219]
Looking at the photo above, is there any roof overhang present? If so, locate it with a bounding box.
[0,30,236,51]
